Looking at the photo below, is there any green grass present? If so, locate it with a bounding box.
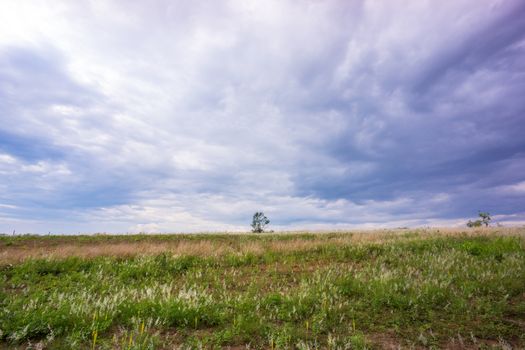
[1,231,525,349]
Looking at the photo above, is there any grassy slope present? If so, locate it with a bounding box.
[0,229,524,349]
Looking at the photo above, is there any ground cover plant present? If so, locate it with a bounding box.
[1,228,524,349]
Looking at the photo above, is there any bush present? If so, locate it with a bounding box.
[467,220,482,228]
[467,211,491,227]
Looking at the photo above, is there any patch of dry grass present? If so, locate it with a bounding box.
[1,227,523,265]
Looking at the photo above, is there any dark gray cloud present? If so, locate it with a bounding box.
[290,1,525,212]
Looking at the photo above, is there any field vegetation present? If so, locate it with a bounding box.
[1,228,524,349]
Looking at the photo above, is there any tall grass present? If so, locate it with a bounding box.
[1,229,524,348]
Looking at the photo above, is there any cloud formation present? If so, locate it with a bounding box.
[1,0,524,233]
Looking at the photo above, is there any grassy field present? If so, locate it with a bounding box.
[1,228,524,349]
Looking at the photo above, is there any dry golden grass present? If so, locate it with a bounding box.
[1,227,524,265]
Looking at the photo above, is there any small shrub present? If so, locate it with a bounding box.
[467,211,491,227]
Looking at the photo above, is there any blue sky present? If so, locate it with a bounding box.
[1,0,525,233]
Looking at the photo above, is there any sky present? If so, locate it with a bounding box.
[1,0,525,233]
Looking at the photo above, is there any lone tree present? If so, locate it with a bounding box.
[478,211,491,226]
[467,211,491,227]
[251,212,270,233]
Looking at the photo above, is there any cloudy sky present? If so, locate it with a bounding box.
[1,0,524,233]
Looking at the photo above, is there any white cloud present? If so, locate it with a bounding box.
[499,181,525,194]
[0,0,524,233]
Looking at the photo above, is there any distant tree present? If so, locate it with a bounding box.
[467,211,491,227]
[251,212,270,233]
[478,211,491,227]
